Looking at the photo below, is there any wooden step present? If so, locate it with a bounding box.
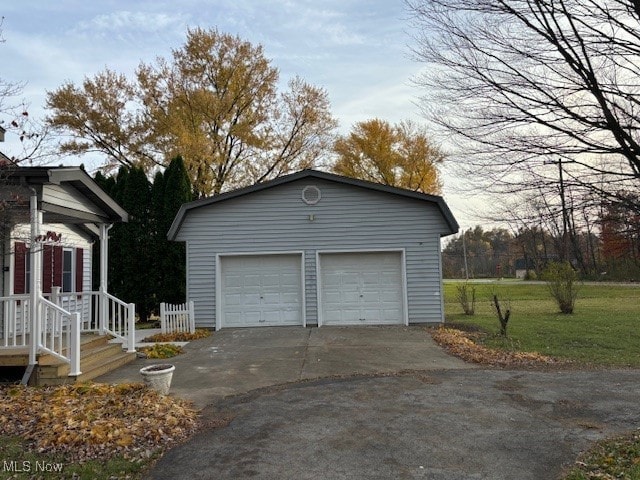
[37,351,136,385]
[37,334,113,365]
[34,338,136,386]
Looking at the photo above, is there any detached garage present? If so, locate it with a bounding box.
[168,170,458,330]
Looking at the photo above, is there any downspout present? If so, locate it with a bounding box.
[22,188,41,385]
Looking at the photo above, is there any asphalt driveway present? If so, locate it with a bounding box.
[148,368,640,480]
[96,326,640,479]
[97,325,469,408]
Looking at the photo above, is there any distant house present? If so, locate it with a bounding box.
[168,170,459,330]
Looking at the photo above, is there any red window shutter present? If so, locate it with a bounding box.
[14,242,27,294]
[75,248,84,293]
[53,246,63,287]
[43,244,53,293]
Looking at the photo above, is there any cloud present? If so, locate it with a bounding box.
[74,11,189,35]
[322,23,366,46]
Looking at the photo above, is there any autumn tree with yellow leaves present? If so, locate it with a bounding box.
[332,118,444,194]
[46,28,337,195]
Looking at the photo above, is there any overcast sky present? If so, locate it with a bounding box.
[1,0,476,229]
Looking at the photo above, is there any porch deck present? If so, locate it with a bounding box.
[0,333,136,385]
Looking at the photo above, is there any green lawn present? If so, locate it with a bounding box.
[443,281,640,366]
[0,435,151,480]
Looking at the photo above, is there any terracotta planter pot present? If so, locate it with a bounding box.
[140,364,175,395]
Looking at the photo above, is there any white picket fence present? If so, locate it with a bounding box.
[160,301,195,334]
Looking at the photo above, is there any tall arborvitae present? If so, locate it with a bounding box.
[149,170,165,305]
[92,158,192,320]
[158,156,192,304]
[93,171,117,197]
[114,167,154,321]
[106,167,129,297]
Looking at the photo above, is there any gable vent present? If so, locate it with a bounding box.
[301,185,321,205]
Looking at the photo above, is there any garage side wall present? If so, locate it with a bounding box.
[175,178,450,328]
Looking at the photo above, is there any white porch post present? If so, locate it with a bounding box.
[98,224,111,335]
[68,312,82,376]
[127,302,136,353]
[28,191,42,365]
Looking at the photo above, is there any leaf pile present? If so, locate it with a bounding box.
[142,329,211,343]
[431,327,567,367]
[0,383,199,462]
[140,343,184,359]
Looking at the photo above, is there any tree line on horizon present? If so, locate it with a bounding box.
[443,203,640,281]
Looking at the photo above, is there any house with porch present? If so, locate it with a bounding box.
[0,165,137,385]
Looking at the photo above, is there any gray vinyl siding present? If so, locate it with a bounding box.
[175,178,451,328]
[43,184,105,217]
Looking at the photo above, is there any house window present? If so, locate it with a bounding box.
[14,243,83,295]
[62,248,74,292]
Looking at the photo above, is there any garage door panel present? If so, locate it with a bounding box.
[281,309,302,323]
[262,293,282,305]
[224,294,242,306]
[242,294,261,305]
[380,291,400,302]
[343,274,360,285]
[362,273,380,285]
[340,291,360,303]
[327,308,360,323]
[221,254,303,328]
[381,272,400,284]
[280,273,299,285]
[281,292,300,303]
[320,252,404,326]
[362,292,379,302]
[362,309,382,322]
[324,291,341,303]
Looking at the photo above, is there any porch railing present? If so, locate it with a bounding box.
[0,295,30,347]
[0,290,135,375]
[101,291,136,353]
[44,289,135,352]
[37,296,81,376]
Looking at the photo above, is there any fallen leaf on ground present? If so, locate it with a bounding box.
[0,382,199,462]
[142,329,211,343]
[430,327,568,368]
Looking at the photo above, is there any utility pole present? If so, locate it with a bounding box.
[545,157,569,262]
[462,229,469,280]
[558,157,569,262]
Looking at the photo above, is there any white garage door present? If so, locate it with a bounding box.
[319,252,405,326]
[220,254,303,328]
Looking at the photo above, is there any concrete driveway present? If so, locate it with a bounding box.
[97,325,469,408]
[148,369,640,480]
[97,326,640,479]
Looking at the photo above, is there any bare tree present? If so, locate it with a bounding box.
[407,0,640,212]
[0,18,50,167]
